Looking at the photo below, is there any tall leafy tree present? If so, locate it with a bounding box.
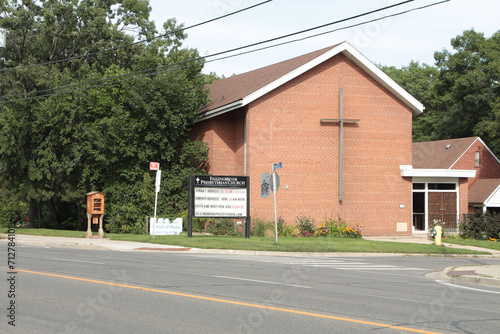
[0,1,209,231]
[380,61,442,142]
[434,29,500,152]
[381,29,500,154]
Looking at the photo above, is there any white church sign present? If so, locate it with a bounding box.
[149,218,182,235]
[188,175,250,238]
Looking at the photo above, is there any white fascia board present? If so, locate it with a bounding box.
[400,165,476,178]
[241,43,348,107]
[484,185,500,205]
[340,42,424,117]
[198,41,424,122]
[197,100,243,122]
[241,41,424,116]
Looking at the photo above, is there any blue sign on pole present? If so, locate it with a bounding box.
[273,162,282,171]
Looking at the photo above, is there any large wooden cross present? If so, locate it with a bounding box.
[320,88,359,202]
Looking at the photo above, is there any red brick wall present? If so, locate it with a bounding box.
[459,178,469,217]
[243,54,413,235]
[452,139,500,185]
[191,109,245,175]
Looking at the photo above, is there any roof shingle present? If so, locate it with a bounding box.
[468,178,500,203]
[412,137,478,169]
[201,45,337,113]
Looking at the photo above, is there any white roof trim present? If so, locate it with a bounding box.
[198,100,243,122]
[198,41,424,123]
[450,137,500,168]
[400,165,476,178]
[339,42,424,117]
[484,185,500,205]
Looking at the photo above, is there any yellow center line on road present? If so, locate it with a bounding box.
[18,268,442,334]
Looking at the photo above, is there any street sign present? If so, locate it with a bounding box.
[150,162,159,170]
[270,172,280,193]
[155,170,161,193]
[273,162,282,171]
[261,173,270,198]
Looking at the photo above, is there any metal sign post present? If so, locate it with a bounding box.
[150,162,160,239]
[271,162,282,245]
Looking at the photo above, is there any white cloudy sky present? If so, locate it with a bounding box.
[148,0,499,77]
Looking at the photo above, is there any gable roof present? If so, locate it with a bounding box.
[200,41,424,121]
[412,137,479,169]
[468,178,500,204]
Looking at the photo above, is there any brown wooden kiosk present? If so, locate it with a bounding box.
[86,191,105,238]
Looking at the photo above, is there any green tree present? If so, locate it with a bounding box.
[381,29,500,152]
[0,1,209,231]
[434,29,500,152]
[380,61,442,142]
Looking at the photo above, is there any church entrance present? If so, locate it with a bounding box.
[412,181,459,233]
[428,192,457,228]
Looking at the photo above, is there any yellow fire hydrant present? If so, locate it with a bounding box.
[434,225,442,246]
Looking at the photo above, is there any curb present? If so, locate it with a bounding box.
[426,266,500,288]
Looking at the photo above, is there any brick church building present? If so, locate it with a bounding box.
[191,42,500,235]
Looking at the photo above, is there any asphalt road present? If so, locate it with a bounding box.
[2,245,500,333]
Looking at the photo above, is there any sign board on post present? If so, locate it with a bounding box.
[155,170,162,193]
[150,218,182,235]
[271,163,282,245]
[188,175,250,238]
[150,162,161,239]
[261,173,270,198]
[270,172,280,193]
[150,162,159,171]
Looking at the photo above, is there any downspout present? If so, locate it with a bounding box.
[244,106,248,176]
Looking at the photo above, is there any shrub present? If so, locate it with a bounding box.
[277,217,285,237]
[251,217,273,237]
[315,223,329,236]
[206,219,236,236]
[179,210,207,233]
[282,222,297,237]
[296,215,315,236]
[460,212,500,240]
[322,216,363,238]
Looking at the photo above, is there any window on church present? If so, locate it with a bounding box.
[475,151,480,166]
[428,183,456,190]
[412,183,425,190]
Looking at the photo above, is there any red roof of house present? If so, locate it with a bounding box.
[201,42,424,118]
[468,178,500,203]
[202,45,337,113]
[412,137,479,169]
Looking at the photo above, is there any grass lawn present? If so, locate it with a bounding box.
[4,227,491,255]
[443,238,500,251]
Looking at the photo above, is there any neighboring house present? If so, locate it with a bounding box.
[468,178,500,214]
[402,137,500,232]
[192,41,424,236]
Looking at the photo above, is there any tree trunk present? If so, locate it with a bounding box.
[28,198,36,228]
[77,201,84,230]
[48,198,59,229]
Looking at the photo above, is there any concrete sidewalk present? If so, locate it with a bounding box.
[2,233,500,288]
[1,234,194,252]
